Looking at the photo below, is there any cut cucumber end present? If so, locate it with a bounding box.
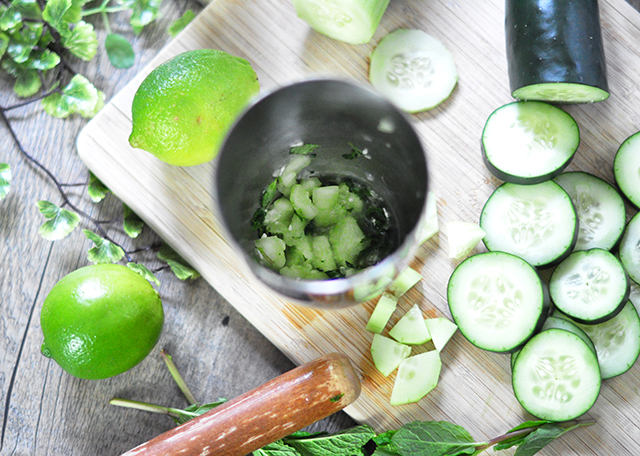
[390,351,441,405]
[387,267,422,298]
[512,83,610,104]
[389,304,431,345]
[425,317,458,352]
[365,292,398,333]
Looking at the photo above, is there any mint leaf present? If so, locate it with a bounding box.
[513,422,592,456]
[283,424,375,455]
[168,9,195,38]
[87,171,108,202]
[171,400,227,425]
[42,74,98,118]
[261,178,279,208]
[492,420,553,451]
[0,163,11,200]
[61,20,97,61]
[290,144,319,155]
[254,441,301,456]
[392,421,481,456]
[83,229,125,264]
[36,200,80,240]
[127,262,160,286]
[342,142,364,160]
[105,33,134,68]
[123,203,144,238]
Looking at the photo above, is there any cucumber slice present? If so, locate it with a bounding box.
[446,221,485,260]
[292,0,390,44]
[480,181,578,268]
[425,318,458,352]
[390,351,441,405]
[388,304,431,345]
[369,29,457,113]
[370,333,411,377]
[614,131,640,209]
[553,172,626,252]
[365,292,398,333]
[512,329,601,421]
[447,252,547,353]
[550,249,629,325]
[387,267,422,298]
[481,101,579,185]
[542,315,597,356]
[620,212,640,285]
[418,190,439,244]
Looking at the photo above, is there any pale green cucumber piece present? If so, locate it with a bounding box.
[255,236,286,269]
[312,185,348,227]
[387,267,422,298]
[425,317,458,352]
[542,315,596,355]
[338,182,364,213]
[290,184,318,220]
[311,235,337,272]
[329,216,368,266]
[279,154,313,188]
[370,29,458,113]
[292,0,390,45]
[370,333,411,377]
[280,263,328,280]
[419,190,439,245]
[390,351,441,405]
[614,131,640,209]
[282,214,307,246]
[389,304,431,345]
[291,235,313,262]
[619,212,640,285]
[264,197,294,235]
[447,221,486,260]
[300,177,322,191]
[365,292,398,333]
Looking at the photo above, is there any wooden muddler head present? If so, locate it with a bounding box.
[121,352,361,456]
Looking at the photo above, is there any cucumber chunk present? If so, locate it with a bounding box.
[619,212,640,285]
[512,329,601,421]
[279,155,313,188]
[553,172,626,252]
[365,292,398,333]
[425,317,458,352]
[370,333,411,377]
[312,185,348,227]
[482,101,579,185]
[446,221,485,260]
[480,181,578,268]
[329,216,368,266]
[390,351,441,405]
[264,197,295,236]
[290,184,318,220]
[448,252,547,353]
[369,29,458,113]
[255,236,287,270]
[387,267,422,298]
[550,248,629,325]
[292,0,390,44]
[614,131,640,209]
[311,235,337,272]
[388,304,431,345]
[418,190,439,244]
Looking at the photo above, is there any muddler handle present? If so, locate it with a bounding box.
[121,352,362,456]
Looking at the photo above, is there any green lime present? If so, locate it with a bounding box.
[40,264,164,380]
[129,49,260,167]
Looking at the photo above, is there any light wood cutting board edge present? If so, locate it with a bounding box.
[76,0,640,453]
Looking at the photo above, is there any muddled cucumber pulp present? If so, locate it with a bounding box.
[251,144,398,280]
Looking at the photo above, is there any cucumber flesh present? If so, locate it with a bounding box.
[481,101,579,185]
[390,351,441,405]
[369,29,457,113]
[387,267,422,298]
[418,190,439,244]
[370,333,411,377]
[446,221,485,260]
[512,83,609,104]
[389,304,431,345]
[614,132,640,209]
[620,212,640,285]
[425,317,458,352]
[365,292,398,333]
[542,316,596,356]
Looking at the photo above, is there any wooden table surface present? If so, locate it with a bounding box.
[2,1,640,455]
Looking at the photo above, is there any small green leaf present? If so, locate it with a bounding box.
[0,31,9,58]
[157,243,200,280]
[36,200,81,240]
[171,400,227,425]
[83,229,125,264]
[14,68,41,97]
[87,171,108,202]
[168,9,195,38]
[392,421,480,456]
[42,74,99,118]
[61,20,97,61]
[0,4,24,31]
[23,49,60,70]
[290,144,319,155]
[253,441,302,456]
[128,0,162,33]
[342,142,364,160]
[123,203,144,238]
[512,424,566,456]
[42,0,72,34]
[12,0,43,21]
[105,33,135,69]
[283,424,375,455]
[63,0,88,24]
[7,21,43,63]
[41,92,72,118]
[261,178,279,208]
[0,163,11,200]
[127,262,160,286]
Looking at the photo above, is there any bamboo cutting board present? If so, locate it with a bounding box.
[77,0,640,454]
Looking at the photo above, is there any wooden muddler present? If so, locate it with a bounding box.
[121,352,361,456]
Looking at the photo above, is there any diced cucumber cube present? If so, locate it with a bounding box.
[311,235,337,272]
[279,155,313,188]
[300,177,322,191]
[447,221,486,260]
[419,191,439,244]
[264,197,294,235]
[329,216,368,266]
[390,351,441,405]
[285,245,307,267]
[371,333,411,377]
[282,214,307,246]
[425,317,458,352]
[365,292,398,333]
[339,182,364,213]
[387,267,422,298]
[280,263,328,280]
[312,185,348,227]
[291,235,314,262]
[255,235,287,270]
[290,185,318,220]
[389,304,431,345]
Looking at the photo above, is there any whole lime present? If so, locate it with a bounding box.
[40,264,164,380]
[129,49,260,166]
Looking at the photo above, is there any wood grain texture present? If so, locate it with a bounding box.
[76,0,640,455]
[0,2,355,456]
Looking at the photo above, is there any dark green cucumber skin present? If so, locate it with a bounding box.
[505,0,609,97]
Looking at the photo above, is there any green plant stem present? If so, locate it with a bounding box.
[109,398,200,419]
[161,350,198,405]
